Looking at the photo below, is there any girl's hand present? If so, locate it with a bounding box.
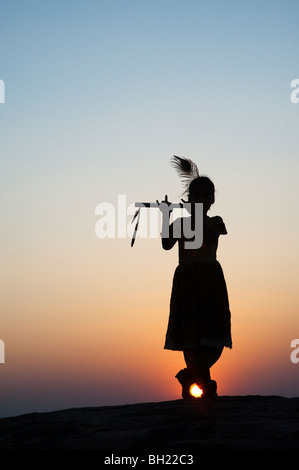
[157,195,173,215]
[158,195,177,250]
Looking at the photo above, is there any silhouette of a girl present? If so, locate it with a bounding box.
[160,156,232,399]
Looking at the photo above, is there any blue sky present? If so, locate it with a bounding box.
[2,1,299,185]
[2,0,298,258]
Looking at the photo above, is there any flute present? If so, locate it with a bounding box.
[135,202,185,208]
[131,198,189,247]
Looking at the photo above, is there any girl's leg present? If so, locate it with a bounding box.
[184,346,223,381]
[183,348,210,382]
[176,346,223,398]
[182,346,223,397]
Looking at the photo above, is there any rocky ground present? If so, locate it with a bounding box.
[0,395,298,450]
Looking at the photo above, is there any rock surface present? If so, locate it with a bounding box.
[0,396,299,449]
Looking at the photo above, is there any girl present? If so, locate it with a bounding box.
[160,156,232,399]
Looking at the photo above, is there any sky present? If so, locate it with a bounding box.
[1,0,299,418]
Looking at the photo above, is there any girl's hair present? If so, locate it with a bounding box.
[188,176,215,205]
[170,155,215,204]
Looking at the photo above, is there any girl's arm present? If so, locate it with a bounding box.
[204,216,227,244]
[161,216,179,250]
[159,196,180,250]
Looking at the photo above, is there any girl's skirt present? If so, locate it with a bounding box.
[164,261,232,351]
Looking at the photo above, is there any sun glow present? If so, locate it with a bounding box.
[189,384,203,398]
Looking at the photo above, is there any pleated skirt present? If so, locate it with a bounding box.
[164,261,232,351]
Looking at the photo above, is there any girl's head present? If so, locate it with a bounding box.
[170,155,215,212]
[188,176,215,212]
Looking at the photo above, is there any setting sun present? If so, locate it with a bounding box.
[189,384,203,398]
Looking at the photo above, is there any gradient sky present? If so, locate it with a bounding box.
[1,0,299,418]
